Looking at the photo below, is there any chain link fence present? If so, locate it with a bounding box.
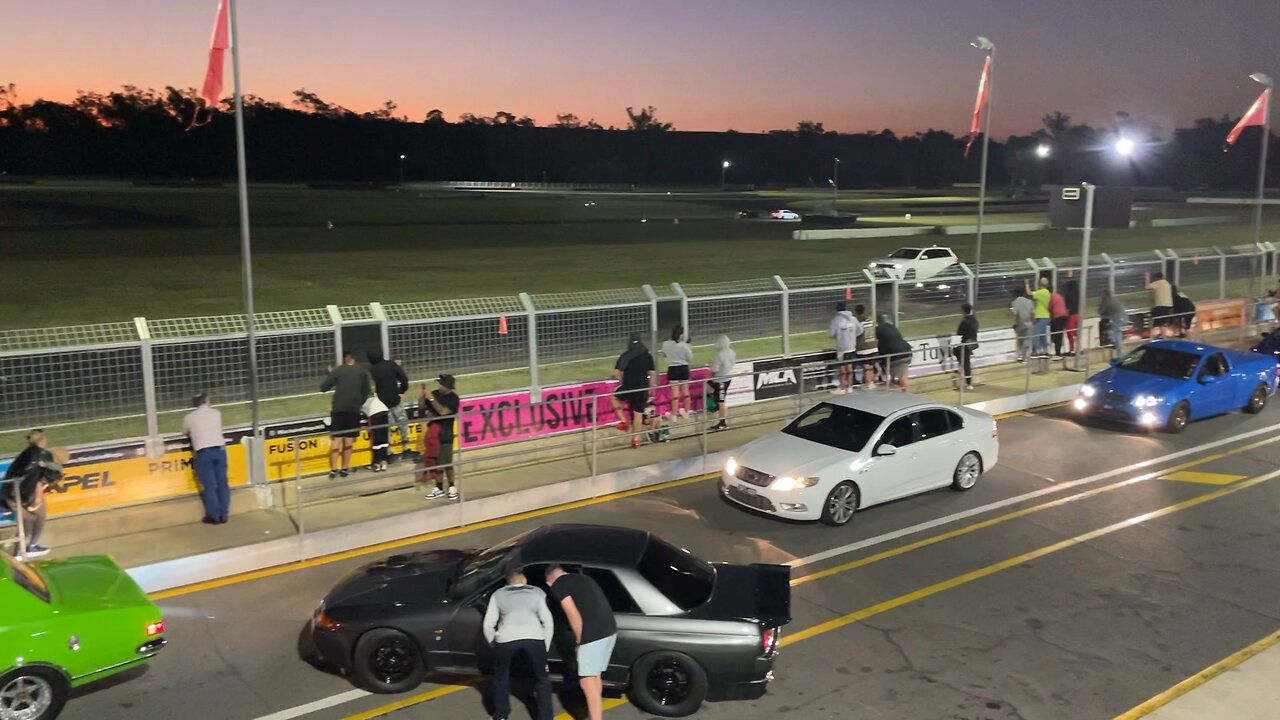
[1,243,1274,436]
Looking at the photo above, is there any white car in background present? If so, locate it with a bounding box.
[720,391,998,526]
[868,246,959,281]
[770,209,801,221]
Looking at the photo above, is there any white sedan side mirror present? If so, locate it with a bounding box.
[874,444,898,457]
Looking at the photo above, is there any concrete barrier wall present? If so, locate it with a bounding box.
[793,226,936,240]
[1150,216,1241,227]
[1187,198,1280,205]
[937,223,1048,236]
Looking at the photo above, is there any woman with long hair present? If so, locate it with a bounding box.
[660,325,693,419]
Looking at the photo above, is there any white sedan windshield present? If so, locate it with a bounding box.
[782,403,885,452]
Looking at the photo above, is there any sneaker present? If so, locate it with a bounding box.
[368,463,380,472]
[339,469,350,478]
[712,420,728,432]
[1016,357,1026,363]
[615,421,630,432]
[447,487,458,500]
[25,544,50,558]
[966,384,976,391]
[328,470,338,480]
[425,488,444,499]
[632,437,642,448]
[662,412,676,422]
[202,516,218,525]
[1051,354,1062,359]
[677,409,688,419]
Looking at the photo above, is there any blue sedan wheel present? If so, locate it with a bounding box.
[1244,384,1268,414]
[1165,401,1190,434]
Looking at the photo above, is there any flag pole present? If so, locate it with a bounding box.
[227,0,260,439]
[971,38,995,304]
[1253,83,1271,256]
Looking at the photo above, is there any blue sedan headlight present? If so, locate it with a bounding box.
[1131,395,1162,408]
[1080,385,1097,398]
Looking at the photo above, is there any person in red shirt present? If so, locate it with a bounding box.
[1049,285,1069,358]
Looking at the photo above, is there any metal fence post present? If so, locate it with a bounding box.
[891,278,900,323]
[325,304,344,365]
[959,264,976,305]
[370,302,390,361]
[863,269,878,327]
[1164,249,1181,287]
[1100,253,1117,295]
[294,439,304,546]
[670,283,689,338]
[642,284,660,352]
[518,292,540,402]
[774,276,791,358]
[134,317,162,458]
[1040,257,1058,291]
[1214,246,1227,299]
[590,400,599,481]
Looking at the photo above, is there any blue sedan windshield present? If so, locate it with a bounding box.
[1117,347,1199,380]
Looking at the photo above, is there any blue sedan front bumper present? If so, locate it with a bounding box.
[1073,395,1168,427]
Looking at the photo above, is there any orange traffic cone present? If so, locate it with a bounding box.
[844,286,852,300]
[498,314,509,335]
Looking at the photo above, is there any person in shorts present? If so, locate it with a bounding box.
[609,333,656,448]
[875,312,914,391]
[321,352,373,479]
[1148,272,1174,338]
[546,564,617,720]
[659,325,693,419]
[708,335,736,431]
[827,301,864,394]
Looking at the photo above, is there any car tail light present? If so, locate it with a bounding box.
[761,627,779,655]
[992,420,999,438]
[146,621,165,637]
[314,611,342,631]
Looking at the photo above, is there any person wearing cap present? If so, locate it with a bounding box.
[422,374,461,499]
[183,393,229,524]
[608,333,656,448]
[2,429,61,557]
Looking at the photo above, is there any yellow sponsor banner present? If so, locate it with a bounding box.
[261,418,427,481]
[42,437,249,517]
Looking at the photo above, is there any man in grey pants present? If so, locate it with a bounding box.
[483,566,554,720]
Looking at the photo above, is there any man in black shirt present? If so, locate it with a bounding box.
[546,564,617,720]
[608,333,656,447]
[368,350,412,458]
[422,374,461,500]
[954,303,979,390]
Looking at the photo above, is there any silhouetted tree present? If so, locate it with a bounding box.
[625,105,673,131]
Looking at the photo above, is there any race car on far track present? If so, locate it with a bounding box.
[769,209,800,220]
[1,553,166,720]
[308,524,790,717]
[721,391,999,526]
[1074,339,1276,433]
[867,246,959,281]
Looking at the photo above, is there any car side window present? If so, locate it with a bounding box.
[1199,353,1228,380]
[582,567,642,614]
[877,416,917,450]
[924,249,951,260]
[916,409,954,440]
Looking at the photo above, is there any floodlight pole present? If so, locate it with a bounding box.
[833,157,840,202]
[1073,183,1096,372]
[972,40,994,305]
[229,0,260,437]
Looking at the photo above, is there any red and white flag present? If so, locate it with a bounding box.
[191,0,230,126]
[964,56,990,158]
[1224,88,1269,151]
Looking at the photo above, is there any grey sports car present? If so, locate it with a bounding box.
[309,523,791,717]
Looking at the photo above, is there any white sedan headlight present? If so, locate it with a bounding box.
[725,457,737,475]
[770,476,819,492]
[1131,395,1162,408]
[1080,384,1097,397]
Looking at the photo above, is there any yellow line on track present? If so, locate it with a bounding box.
[1112,627,1280,719]
[150,473,714,601]
[781,467,1280,647]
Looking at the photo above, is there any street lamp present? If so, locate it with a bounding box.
[721,160,731,191]
[1035,144,1051,158]
[1114,138,1135,157]
[398,154,406,184]
[968,35,995,304]
[832,157,841,201]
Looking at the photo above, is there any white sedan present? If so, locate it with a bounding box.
[770,209,801,221]
[867,246,958,281]
[720,391,999,526]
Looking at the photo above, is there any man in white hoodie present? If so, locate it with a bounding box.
[827,302,864,394]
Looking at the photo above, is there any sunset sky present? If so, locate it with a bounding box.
[3,0,1277,138]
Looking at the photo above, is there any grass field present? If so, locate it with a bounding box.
[4,183,1277,329]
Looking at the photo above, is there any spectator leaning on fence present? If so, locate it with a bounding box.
[709,335,736,432]
[1147,272,1175,338]
[2,430,61,557]
[1063,279,1081,357]
[321,352,373,480]
[1010,287,1035,362]
[1172,285,1196,338]
[362,393,391,473]
[828,301,864,395]
[423,374,461,500]
[1030,277,1053,358]
[660,325,693,420]
[369,350,413,460]
[609,333,657,448]
[1049,283,1069,359]
[1100,289,1127,359]
[183,393,230,525]
[875,312,913,391]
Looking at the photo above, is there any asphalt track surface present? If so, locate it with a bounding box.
[62,401,1280,720]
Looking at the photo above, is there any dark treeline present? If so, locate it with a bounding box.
[0,84,1273,190]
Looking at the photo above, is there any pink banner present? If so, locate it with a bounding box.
[456,368,711,448]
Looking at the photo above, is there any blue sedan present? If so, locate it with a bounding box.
[1074,340,1276,433]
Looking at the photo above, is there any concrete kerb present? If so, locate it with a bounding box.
[124,381,1080,594]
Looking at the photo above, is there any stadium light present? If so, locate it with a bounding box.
[970,36,994,51]
[1114,137,1136,156]
[398,154,407,184]
[1250,72,1273,87]
[1035,144,1051,158]
[720,160,731,191]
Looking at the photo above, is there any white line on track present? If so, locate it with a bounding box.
[247,420,1280,720]
[251,689,370,720]
[789,420,1280,569]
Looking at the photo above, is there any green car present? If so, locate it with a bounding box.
[1,554,166,720]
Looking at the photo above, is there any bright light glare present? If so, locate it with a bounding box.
[1115,138,1136,156]
[722,160,731,168]
[1140,412,1159,426]
[725,457,737,475]
[1073,398,1088,411]
[1035,144,1051,158]
[1080,385,1097,397]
